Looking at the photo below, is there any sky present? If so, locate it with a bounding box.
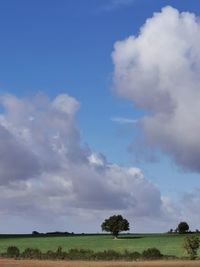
[0,0,200,233]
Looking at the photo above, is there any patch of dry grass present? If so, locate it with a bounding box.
[0,259,200,267]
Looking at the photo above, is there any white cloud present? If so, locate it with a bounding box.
[88,153,106,166]
[52,94,80,115]
[111,116,138,124]
[112,6,200,172]
[0,93,173,233]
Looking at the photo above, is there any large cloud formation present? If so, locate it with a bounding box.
[0,93,172,232]
[112,6,200,172]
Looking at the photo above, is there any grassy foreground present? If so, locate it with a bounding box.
[0,234,199,257]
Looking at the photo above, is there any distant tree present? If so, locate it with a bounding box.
[32,231,39,235]
[101,215,129,238]
[178,222,189,234]
[183,236,200,260]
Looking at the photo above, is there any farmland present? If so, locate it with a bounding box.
[0,234,199,258]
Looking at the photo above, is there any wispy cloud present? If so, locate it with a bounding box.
[111,116,138,124]
[104,0,136,11]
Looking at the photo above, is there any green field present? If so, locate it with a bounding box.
[0,234,199,257]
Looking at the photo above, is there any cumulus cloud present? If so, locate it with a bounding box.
[0,125,41,184]
[112,6,200,172]
[0,93,172,232]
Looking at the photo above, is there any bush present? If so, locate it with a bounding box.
[183,235,200,260]
[21,248,42,259]
[67,248,95,260]
[44,250,56,260]
[129,251,141,260]
[123,250,141,260]
[142,248,162,259]
[95,250,121,260]
[3,246,163,261]
[55,246,67,259]
[6,246,20,258]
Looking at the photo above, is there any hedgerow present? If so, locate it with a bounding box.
[1,246,164,261]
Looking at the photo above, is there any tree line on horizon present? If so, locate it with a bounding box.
[101,215,198,237]
[30,215,198,237]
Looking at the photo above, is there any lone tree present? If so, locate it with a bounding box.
[183,236,200,260]
[178,222,189,234]
[101,215,129,238]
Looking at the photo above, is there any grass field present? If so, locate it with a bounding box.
[0,233,199,258]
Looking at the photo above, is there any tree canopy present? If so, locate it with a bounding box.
[178,221,189,234]
[101,214,130,238]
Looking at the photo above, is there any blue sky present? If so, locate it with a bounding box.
[0,0,200,233]
[0,0,198,162]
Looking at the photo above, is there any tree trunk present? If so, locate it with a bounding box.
[113,232,119,239]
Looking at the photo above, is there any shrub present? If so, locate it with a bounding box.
[6,246,20,258]
[3,246,163,261]
[44,250,56,260]
[55,246,67,259]
[123,250,141,260]
[183,235,200,260]
[67,248,95,260]
[96,250,121,260]
[128,251,141,260]
[142,248,162,259]
[21,248,42,259]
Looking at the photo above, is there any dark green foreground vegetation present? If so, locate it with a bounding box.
[3,246,163,261]
[0,233,200,258]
